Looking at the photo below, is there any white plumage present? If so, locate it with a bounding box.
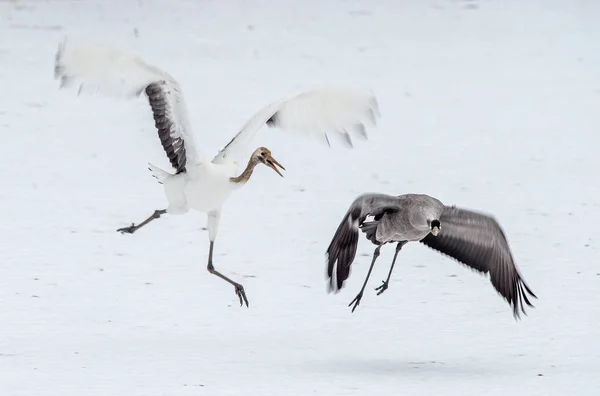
[54,38,380,307]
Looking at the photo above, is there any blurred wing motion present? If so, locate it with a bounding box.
[212,87,380,165]
[419,206,537,318]
[326,193,401,292]
[53,39,206,173]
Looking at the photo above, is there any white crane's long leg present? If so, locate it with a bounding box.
[206,210,249,307]
[117,209,167,234]
[374,241,407,296]
[348,245,382,313]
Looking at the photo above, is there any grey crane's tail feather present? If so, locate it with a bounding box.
[326,206,363,293]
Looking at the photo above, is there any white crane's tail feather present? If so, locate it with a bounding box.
[54,38,168,98]
[147,163,171,184]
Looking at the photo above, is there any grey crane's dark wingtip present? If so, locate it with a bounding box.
[325,256,342,294]
[508,277,537,321]
[512,311,523,321]
[327,282,346,295]
[522,279,538,300]
[512,305,529,321]
[326,282,341,295]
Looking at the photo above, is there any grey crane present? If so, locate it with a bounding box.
[325,193,537,319]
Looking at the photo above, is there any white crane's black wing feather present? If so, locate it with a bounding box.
[325,193,401,292]
[419,206,537,319]
[54,38,207,173]
[212,87,380,165]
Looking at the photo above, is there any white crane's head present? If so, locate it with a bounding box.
[252,147,285,177]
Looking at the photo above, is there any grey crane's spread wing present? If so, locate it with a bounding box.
[419,206,537,319]
[53,38,207,174]
[326,193,401,293]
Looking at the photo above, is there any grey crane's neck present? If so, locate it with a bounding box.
[229,156,259,185]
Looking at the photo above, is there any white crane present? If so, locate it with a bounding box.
[53,39,380,307]
[326,193,537,318]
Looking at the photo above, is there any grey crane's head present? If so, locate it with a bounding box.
[252,147,286,177]
[428,219,441,236]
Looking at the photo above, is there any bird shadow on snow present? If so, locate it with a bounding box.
[297,358,496,377]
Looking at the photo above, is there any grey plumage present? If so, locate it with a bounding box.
[145,82,187,174]
[326,193,537,319]
[326,193,439,290]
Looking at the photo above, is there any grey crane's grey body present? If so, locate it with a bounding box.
[326,193,537,319]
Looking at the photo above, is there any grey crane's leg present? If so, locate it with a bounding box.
[348,245,382,313]
[206,241,249,307]
[117,209,167,234]
[375,241,407,296]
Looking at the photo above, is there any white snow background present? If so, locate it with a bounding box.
[1,0,599,395]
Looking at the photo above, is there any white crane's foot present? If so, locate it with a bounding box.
[234,283,249,307]
[116,209,166,234]
[375,280,389,295]
[117,223,137,234]
[348,292,363,313]
[207,262,249,308]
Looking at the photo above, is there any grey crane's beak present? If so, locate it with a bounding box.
[265,155,286,177]
[429,219,441,236]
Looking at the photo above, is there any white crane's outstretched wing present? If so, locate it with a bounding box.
[211,87,380,165]
[54,38,206,173]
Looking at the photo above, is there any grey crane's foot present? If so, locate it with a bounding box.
[234,283,249,308]
[375,280,389,295]
[117,223,137,234]
[348,292,363,313]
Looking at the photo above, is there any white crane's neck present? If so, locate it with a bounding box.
[229,155,259,185]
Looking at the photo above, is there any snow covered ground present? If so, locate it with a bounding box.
[1,0,599,394]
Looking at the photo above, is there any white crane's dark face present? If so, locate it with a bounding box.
[429,219,441,236]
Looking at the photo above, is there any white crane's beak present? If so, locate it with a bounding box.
[431,226,440,236]
[265,155,285,177]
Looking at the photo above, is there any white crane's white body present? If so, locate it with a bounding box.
[150,161,240,215]
[54,37,381,305]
